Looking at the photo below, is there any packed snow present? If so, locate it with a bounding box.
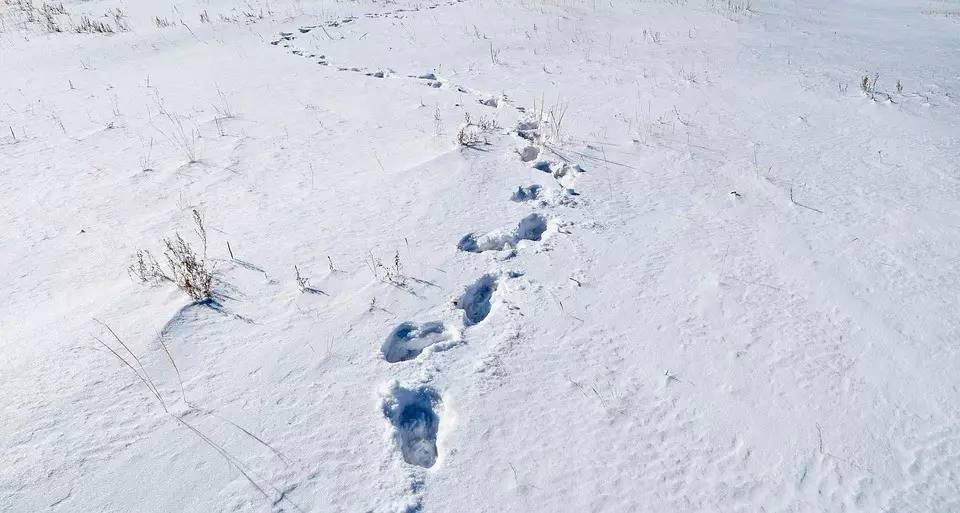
[2,0,959,511]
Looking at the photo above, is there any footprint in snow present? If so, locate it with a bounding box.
[515,120,540,141]
[412,73,442,88]
[518,145,540,162]
[532,160,584,188]
[457,213,549,253]
[479,96,499,108]
[455,274,499,325]
[510,184,542,202]
[381,321,455,363]
[383,384,442,468]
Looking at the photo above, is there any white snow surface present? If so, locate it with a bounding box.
[2,0,959,511]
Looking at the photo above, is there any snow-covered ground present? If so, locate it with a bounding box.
[2,0,959,511]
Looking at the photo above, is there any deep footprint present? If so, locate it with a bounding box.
[381,321,448,363]
[518,145,540,162]
[383,385,441,468]
[510,184,542,202]
[457,274,498,325]
[457,213,548,253]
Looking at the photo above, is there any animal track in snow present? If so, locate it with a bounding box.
[510,184,542,202]
[456,274,499,325]
[479,95,499,108]
[511,185,580,207]
[381,321,454,363]
[457,213,549,253]
[531,160,584,189]
[518,145,540,162]
[411,73,443,88]
[383,384,442,468]
[268,2,531,136]
[515,120,540,141]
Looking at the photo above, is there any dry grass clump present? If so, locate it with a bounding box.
[130,210,214,302]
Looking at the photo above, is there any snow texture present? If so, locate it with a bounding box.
[2,0,960,512]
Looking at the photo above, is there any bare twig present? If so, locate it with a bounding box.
[93,318,166,411]
[157,332,187,404]
[789,187,824,214]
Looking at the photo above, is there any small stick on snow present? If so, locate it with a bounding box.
[180,20,204,43]
[320,26,337,40]
[789,187,824,214]
[157,331,188,405]
[93,318,166,411]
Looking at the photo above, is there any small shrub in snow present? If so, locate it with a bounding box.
[456,125,485,147]
[489,42,503,65]
[294,265,321,294]
[533,96,569,145]
[456,112,499,147]
[860,73,877,95]
[153,96,200,163]
[75,16,113,33]
[130,210,214,302]
[367,250,407,287]
[108,8,130,31]
[41,3,66,32]
[859,73,895,102]
[73,9,129,34]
